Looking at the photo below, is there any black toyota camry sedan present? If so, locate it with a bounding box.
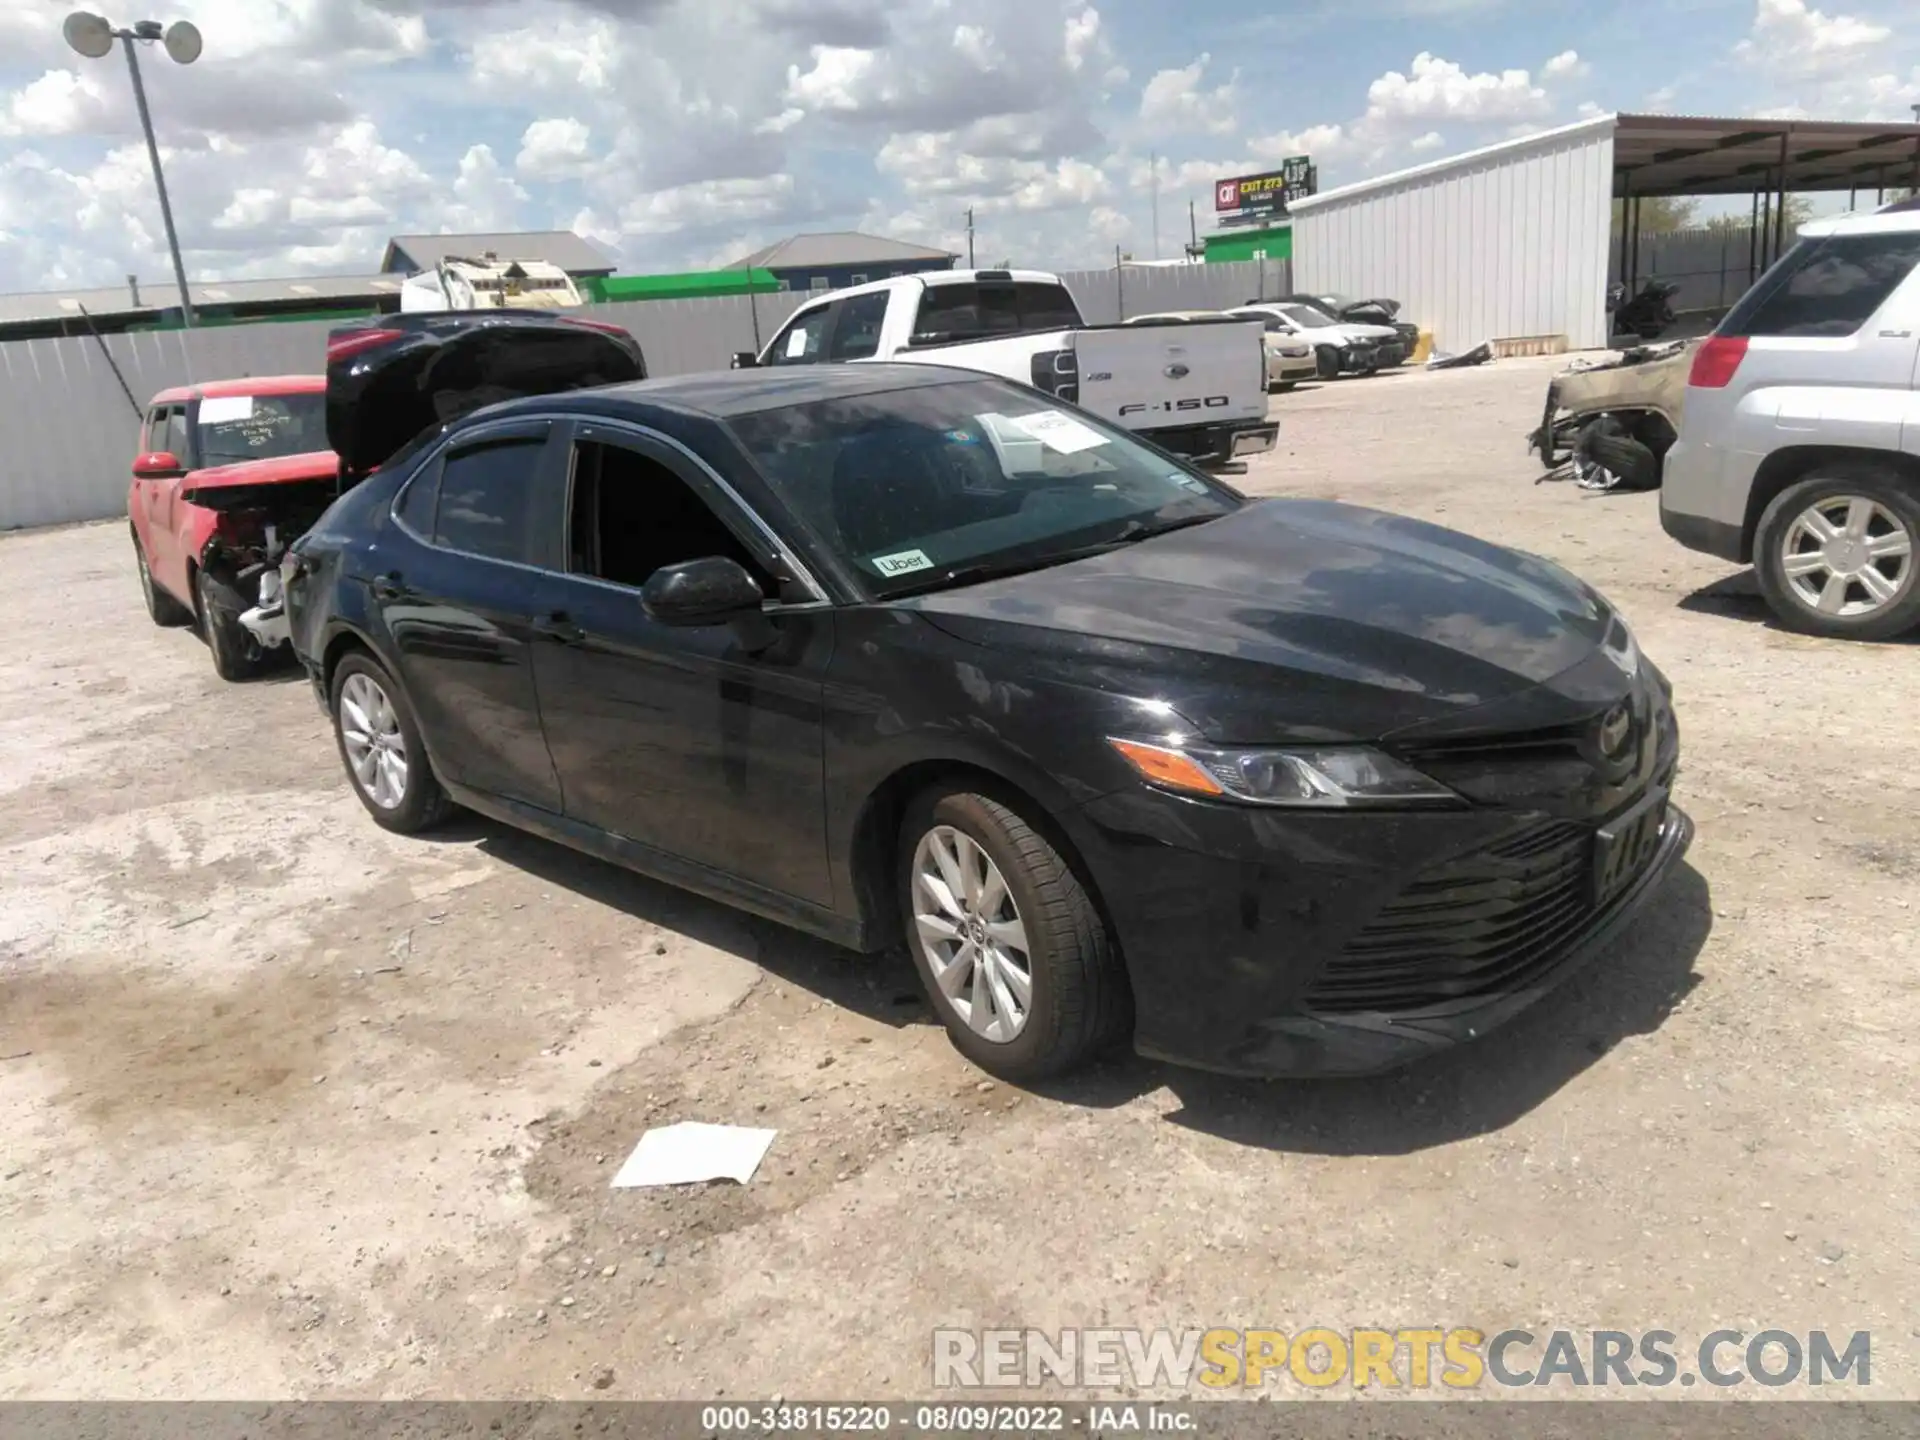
[287,313,1690,1083]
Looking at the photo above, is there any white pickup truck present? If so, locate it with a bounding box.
[735,269,1277,466]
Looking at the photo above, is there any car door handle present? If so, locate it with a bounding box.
[533,613,586,645]
[370,573,411,602]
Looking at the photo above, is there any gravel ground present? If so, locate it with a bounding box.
[2,356,1916,1402]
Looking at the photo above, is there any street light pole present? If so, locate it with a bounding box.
[64,12,203,328]
[119,27,193,327]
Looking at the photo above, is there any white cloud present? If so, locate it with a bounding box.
[1543,50,1590,80]
[1732,0,1918,117]
[1138,55,1240,137]
[1365,52,1553,127]
[517,117,594,178]
[1410,130,1445,151]
[1735,0,1890,75]
[0,70,114,138]
[616,174,798,237]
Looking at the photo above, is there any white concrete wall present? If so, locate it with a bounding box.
[1291,117,1617,353]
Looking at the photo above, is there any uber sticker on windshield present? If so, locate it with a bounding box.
[871,548,934,576]
[198,395,255,424]
[1012,409,1108,455]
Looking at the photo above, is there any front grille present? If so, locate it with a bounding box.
[1305,820,1611,1015]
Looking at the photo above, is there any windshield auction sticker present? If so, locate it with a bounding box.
[1012,410,1108,454]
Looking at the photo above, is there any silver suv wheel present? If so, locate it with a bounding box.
[1778,495,1913,619]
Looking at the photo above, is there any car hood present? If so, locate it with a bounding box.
[1334,322,1401,343]
[179,450,338,505]
[906,499,1625,743]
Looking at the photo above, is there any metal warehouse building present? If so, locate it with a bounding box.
[1289,112,1920,353]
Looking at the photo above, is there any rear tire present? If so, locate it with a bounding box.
[329,651,455,833]
[134,529,192,627]
[897,788,1128,1083]
[196,568,264,681]
[1754,466,1920,641]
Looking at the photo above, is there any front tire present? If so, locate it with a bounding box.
[330,652,454,832]
[1754,467,1920,641]
[196,568,264,681]
[898,788,1127,1082]
[134,529,192,627]
[1314,346,1341,380]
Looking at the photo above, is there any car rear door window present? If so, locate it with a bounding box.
[1720,232,1920,338]
[433,438,543,563]
[394,462,442,538]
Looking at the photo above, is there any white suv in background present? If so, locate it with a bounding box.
[1661,208,1920,640]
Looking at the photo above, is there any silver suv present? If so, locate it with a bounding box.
[1660,208,1920,640]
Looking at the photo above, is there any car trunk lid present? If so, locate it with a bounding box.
[325,312,646,477]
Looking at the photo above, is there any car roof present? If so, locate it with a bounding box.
[486,361,993,423]
[150,374,324,406]
[1799,208,1920,238]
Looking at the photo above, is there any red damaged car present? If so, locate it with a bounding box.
[129,375,342,679]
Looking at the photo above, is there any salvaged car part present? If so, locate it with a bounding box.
[1532,340,1693,493]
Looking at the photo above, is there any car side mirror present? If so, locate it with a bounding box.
[641,556,765,627]
[133,450,185,479]
[730,351,760,370]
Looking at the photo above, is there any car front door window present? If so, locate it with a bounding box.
[529,428,833,904]
[768,305,836,365]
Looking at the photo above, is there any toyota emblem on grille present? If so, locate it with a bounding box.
[1165,362,1190,379]
[1597,701,1634,762]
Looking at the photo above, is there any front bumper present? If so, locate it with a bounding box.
[1074,770,1691,1078]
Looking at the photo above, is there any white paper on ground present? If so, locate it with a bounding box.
[1011,408,1108,454]
[610,1122,777,1188]
[197,395,255,424]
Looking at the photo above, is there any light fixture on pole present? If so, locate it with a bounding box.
[63,11,202,328]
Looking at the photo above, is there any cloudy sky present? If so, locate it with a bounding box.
[1,0,1917,293]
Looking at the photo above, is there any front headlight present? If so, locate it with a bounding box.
[1108,738,1463,809]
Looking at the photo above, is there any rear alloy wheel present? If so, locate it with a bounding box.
[1755,469,1920,641]
[134,530,192,626]
[899,789,1127,1082]
[196,568,264,681]
[330,654,453,833]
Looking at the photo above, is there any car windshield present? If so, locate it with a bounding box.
[728,378,1242,599]
[1280,304,1336,328]
[194,392,329,465]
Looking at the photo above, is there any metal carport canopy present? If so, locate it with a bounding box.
[1612,113,1920,196]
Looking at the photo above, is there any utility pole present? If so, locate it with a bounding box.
[1149,152,1160,261]
[965,207,975,268]
[1188,199,1198,259]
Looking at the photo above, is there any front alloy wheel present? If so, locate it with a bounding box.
[897,789,1128,1082]
[912,825,1034,1043]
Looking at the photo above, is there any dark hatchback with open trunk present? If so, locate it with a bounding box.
[285,312,1691,1082]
